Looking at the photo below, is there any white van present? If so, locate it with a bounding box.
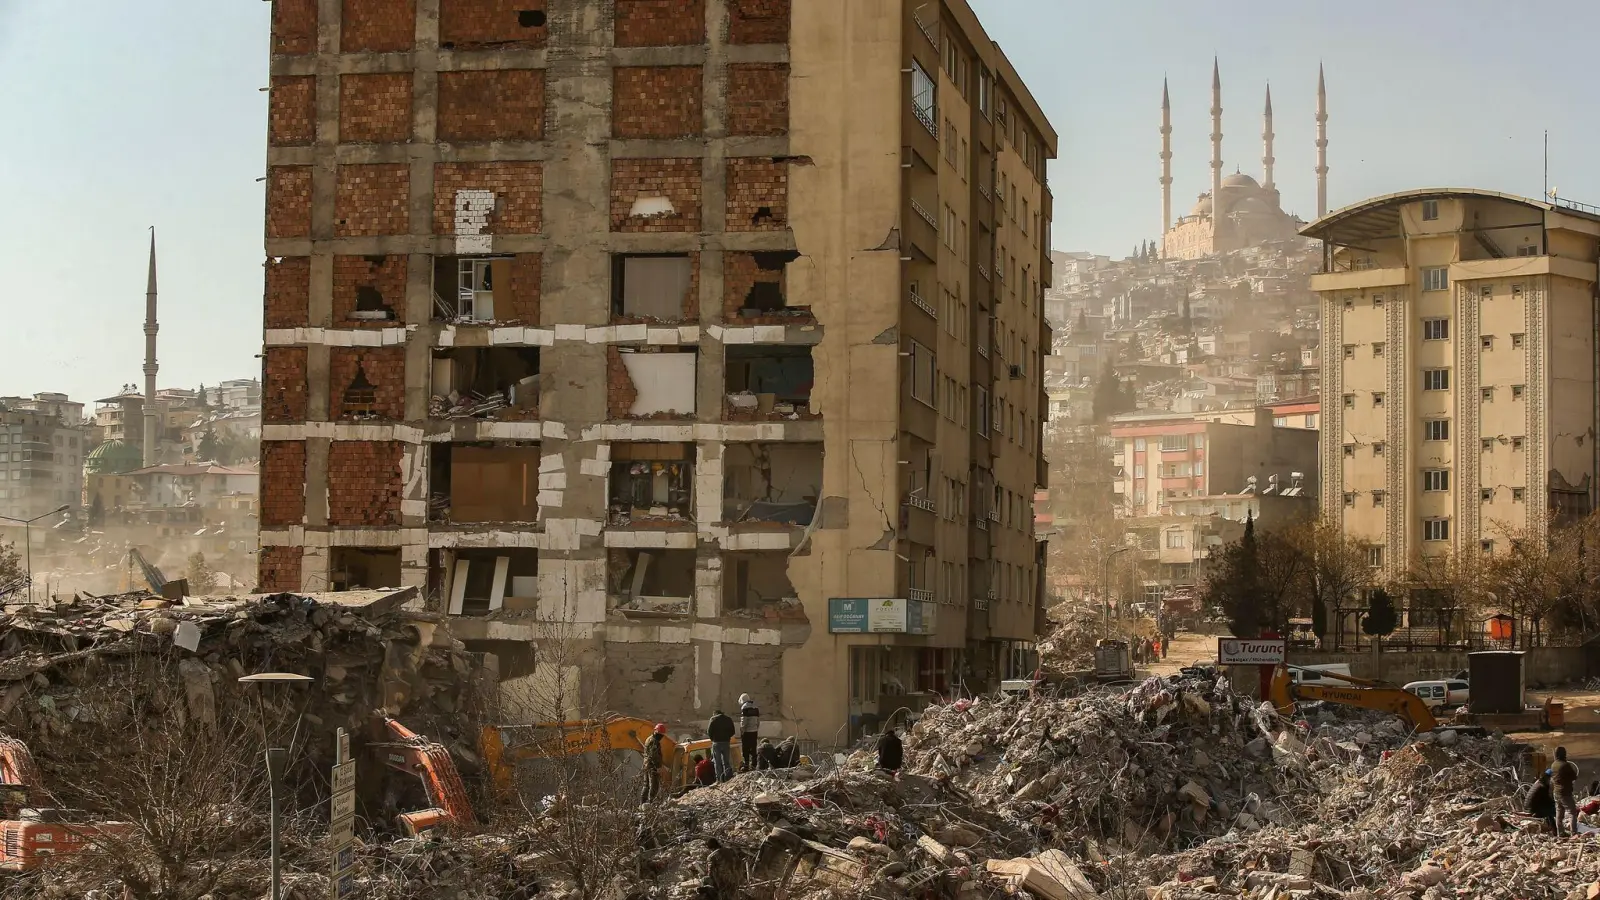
[1404,679,1470,710]
[1289,664,1353,686]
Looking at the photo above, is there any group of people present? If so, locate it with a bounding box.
[641,693,802,801]
[1132,636,1164,665]
[1525,746,1586,836]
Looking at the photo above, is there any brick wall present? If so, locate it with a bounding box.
[263,347,309,424]
[327,442,405,527]
[330,347,406,420]
[341,0,416,52]
[727,64,788,136]
[433,163,543,234]
[269,76,316,146]
[264,256,311,328]
[728,0,789,44]
[336,164,411,237]
[504,253,542,323]
[260,441,307,527]
[257,546,303,593]
[607,347,640,419]
[610,158,701,232]
[267,167,313,239]
[615,0,704,46]
[439,0,548,49]
[726,158,787,231]
[272,0,317,55]
[340,73,413,143]
[613,67,703,139]
[724,252,784,318]
[438,69,545,141]
[333,255,408,327]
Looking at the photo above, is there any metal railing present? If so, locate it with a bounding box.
[912,103,938,138]
[909,587,935,603]
[910,197,938,231]
[912,11,938,48]
[909,288,936,319]
[973,594,989,610]
[907,492,936,513]
[977,263,990,281]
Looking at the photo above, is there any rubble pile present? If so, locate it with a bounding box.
[1036,603,1104,673]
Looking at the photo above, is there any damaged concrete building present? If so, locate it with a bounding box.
[258,0,1055,742]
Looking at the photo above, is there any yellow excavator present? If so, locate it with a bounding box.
[1267,663,1440,732]
[120,548,187,599]
[481,717,754,795]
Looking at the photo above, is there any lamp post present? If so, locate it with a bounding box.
[1102,546,1133,636]
[239,672,314,900]
[0,505,69,604]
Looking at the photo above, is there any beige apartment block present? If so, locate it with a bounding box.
[1306,189,1600,572]
[258,0,1054,744]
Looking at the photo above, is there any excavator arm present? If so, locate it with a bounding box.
[1268,665,1438,732]
[373,717,476,835]
[481,717,678,796]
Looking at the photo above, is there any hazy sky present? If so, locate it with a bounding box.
[3,1,1598,402]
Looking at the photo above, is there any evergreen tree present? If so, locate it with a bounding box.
[1091,359,1131,422]
[197,427,221,463]
[1363,588,1399,637]
[1201,514,1266,636]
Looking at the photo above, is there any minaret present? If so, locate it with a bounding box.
[142,229,159,468]
[1261,83,1275,191]
[1160,78,1173,251]
[1316,64,1329,217]
[1209,58,1223,214]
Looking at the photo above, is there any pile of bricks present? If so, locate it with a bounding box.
[339,73,413,143]
[728,0,790,44]
[439,0,548,50]
[613,67,703,139]
[433,162,544,234]
[606,347,641,419]
[327,441,404,527]
[438,69,545,142]
[330,347,406,420]
[727,64,789,136]
[271,0,317,55]
[266,167,313,239]
[610,158,701,232]
[256,546,303,593]
[333,255,407,326]
[260,442,308,527]
[614,0,705,46]
[263,347,310,423]
[268,76,316,146]
[264,256,311,328]
[341,0,417,52]
[726,158,787,231]
[335,163,410,237]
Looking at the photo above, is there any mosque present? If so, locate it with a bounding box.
[1160,61,1328,260]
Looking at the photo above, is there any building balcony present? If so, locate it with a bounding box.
[908,587,934,604]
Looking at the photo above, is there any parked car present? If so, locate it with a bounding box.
[1404,679,1471,710]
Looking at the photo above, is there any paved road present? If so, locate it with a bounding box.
[1143,631,1223,677]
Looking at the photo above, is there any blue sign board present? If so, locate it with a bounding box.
[828,598,869,633]
[829,598,935,634]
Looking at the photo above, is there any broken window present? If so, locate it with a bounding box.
[433,256,511,321]
[429,442,540,524]
[725,345,815,419]
[444,548,539,616]
[723,442,822,524]
[723,551,800,614]
[612,254,695,321]
[329,547,401,592]
[608,442,694,525]
[431,348,540,420]
[727,251,806,321]
[609,548,695,616]
[611,347,697,418]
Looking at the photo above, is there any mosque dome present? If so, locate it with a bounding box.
[85,439,142,475]
[1189,194,1213,216]
[1222,172,1260,189]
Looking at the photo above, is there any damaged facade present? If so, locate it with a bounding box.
[259,0,1054,742]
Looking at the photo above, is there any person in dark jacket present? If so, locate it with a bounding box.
[1528,769,1558,834]
[738,693,760,772]
[706,709,736,781]
[1554,746,1582,836]
[775,735,800,768]
[876,728,904,778]
[641,723,667,803]
[756,738,778,771]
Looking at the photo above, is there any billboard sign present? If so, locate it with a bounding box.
[1216,637,1286,666]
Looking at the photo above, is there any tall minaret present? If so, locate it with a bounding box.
[142,229,159,467]
[1160,78,1173,249]
[1315,64,1329,217]
[1261,83,1275,191]
[1209,58,1223,213]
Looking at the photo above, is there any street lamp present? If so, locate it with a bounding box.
[0,505,69,604]
[239,672,314,900]
[1102,546,1133,636]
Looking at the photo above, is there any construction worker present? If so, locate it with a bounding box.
[876,727,903,779]
[1527,770,1558,834]
[738,693,761,772]
[756,738,778,771]
[1554,746,1581,836]
[641,723,667,803]
[693,753,715,787]
[706,709,736,782]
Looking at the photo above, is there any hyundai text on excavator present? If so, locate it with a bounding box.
[371,717,476,835]
[1267,663,1440,731]
[0,735,132,871]
[480,717,741,795]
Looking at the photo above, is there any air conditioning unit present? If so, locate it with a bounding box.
[1008,365,1023,379]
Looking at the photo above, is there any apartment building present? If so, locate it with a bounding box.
[0,400,87,520]
[1308,189,1600,570]
[258,0,1054,742]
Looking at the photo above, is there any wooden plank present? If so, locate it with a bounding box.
[448,559,469,616]
[488,556,510,611]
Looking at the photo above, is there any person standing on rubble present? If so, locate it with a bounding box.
[738,693,760,772]
[707,708,736,781]
[1527,769,1558,834]
[1554,746,1581,835]
[642,723,668,803]
[877,727,903,779]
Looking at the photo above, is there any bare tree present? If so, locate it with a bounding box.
[1405,551,1486,646]
[1288,519,1373,644]
[1483,524,1582,647]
